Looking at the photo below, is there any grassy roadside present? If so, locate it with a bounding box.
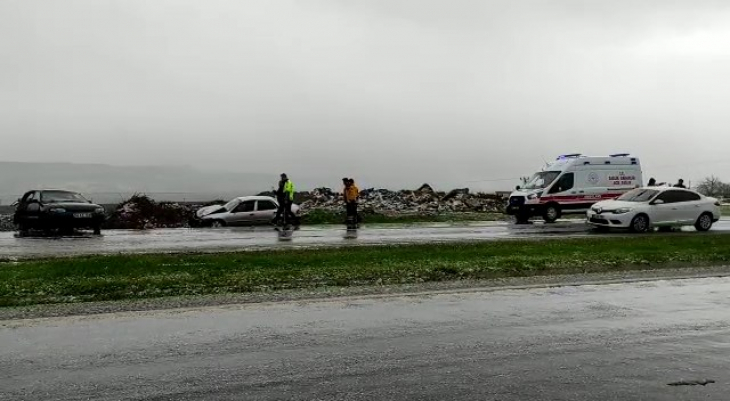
[3,234,730,308]
[300,210,508,224]
[302,211,581,225]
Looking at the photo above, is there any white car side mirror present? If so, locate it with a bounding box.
[653,199,664,205]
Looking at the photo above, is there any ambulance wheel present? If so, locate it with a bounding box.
[542,204,560,223]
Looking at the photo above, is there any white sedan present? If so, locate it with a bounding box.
[194,196,301,227]
[586,187,721,233]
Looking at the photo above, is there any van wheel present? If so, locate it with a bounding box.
[630,214,650,233]
[695,213,713,232]
[542,204,560,223]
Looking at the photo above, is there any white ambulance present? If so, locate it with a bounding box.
[505,153,643,223]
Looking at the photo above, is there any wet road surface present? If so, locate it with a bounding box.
[3,219,730,259]
[2,276,729,400]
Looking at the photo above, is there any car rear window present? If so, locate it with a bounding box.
[666,190,701,203]
[257,201,277,211]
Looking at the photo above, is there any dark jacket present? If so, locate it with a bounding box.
[276,180,285,201]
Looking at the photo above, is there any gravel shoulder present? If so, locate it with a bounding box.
[3,264,730,321]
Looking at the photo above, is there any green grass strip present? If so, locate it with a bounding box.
[2,234,730,307]
[301,210,507,224]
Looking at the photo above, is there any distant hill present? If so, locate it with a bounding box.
[0,162,278,204]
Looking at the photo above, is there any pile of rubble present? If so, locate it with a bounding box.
[297,184,505,215]
[0,214,14,231]
[104,194,194,230]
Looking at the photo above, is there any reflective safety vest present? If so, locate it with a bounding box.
[283,180,295,200]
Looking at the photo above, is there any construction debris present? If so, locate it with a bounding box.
[104,194,194,230]
[297,185,504,215]
[0,214,13,231]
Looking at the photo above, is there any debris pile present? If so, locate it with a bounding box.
[104,194,194,230]
[0,214,14,231]
[298,184,505,215]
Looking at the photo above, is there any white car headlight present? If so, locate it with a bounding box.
[613,208,632,214]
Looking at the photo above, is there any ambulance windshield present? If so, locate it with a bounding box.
[523,171,561,190]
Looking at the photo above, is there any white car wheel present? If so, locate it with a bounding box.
[211,220,225,228]
[695,213,713,232]
[630,214,650,233]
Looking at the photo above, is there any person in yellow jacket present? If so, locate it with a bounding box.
[343,178,360,228]
[279,173,299,228]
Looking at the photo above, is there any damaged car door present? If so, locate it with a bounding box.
[254,199,279,222]
[227,200,256,225]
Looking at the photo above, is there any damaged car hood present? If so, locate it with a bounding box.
[196,205,228,218]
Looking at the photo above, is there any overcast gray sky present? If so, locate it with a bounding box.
[2,0,730,190]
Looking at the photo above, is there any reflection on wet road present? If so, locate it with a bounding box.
[2,276,730,400]
[2,219,730,259]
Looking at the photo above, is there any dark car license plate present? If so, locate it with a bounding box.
[73,213,92,218]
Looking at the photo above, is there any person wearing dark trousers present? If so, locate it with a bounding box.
[273,175,287,225]
[281,173,299,228]
[344,178,360,228]
[342,178,351,225]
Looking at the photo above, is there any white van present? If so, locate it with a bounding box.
[505,153,643,223]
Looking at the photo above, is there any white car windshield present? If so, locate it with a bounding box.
[616,188,659,202]
[522,171,561,190]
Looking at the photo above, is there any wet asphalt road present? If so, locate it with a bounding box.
[2,276,729,400]
[3,219,730,259]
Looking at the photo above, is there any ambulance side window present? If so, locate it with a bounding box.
[549,173,574,194]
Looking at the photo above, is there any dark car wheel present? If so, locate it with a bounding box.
[17,224,29,237]
[695,213,713,232]
[93,225,102,235]
[630,214,650,233]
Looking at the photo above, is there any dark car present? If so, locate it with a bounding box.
[13,189,106,235]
